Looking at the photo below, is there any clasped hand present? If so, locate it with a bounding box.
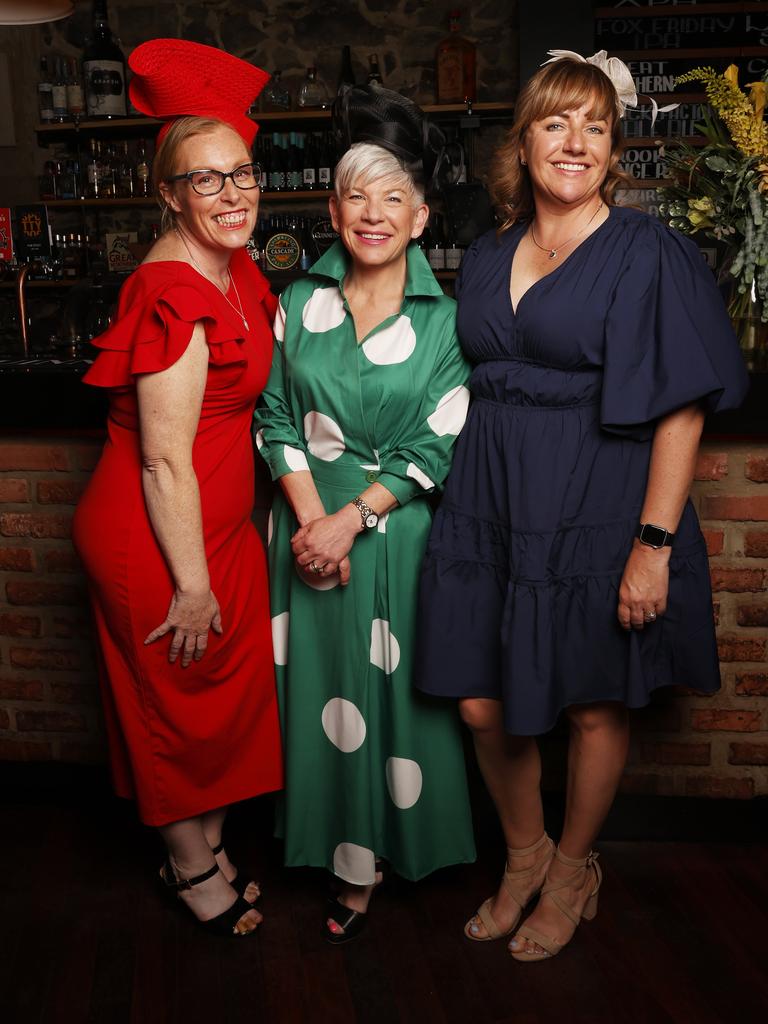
[144,588,223,667]
[291,509,359,586]
[617,542,670,631]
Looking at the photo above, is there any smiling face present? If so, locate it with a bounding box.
[159,124,259,255]
[520,100,613,211]
[329,174,428,271]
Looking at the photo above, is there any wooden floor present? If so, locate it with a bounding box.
[2,769,767,1024]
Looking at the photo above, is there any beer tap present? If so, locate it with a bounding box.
[15,261,40,358]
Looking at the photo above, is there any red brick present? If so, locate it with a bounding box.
[745,455,768,483]
[695,452,728,481]
[640,741,711,765]
[744,531,768,558]
[735,672,768,696]
[44,548,81,574]
[36,479,87,505]
[0,445,71,471]
[716,634,767,662]
[728,742,768,766]
[0,512,72,539]
[691,708,761,732]
[685,776,754,800]
[0,739,53,761]
[712,601,720,626]
[15,709,86,732]
[0,478,29,503]
[50,681,98,705]
[9,647,81,671]
[0,612,41,638]
[737,604,768,627]
[701,528,724,557]
[0,677,43,700]
[709,567,765,593]
[6,580,83,606]
[619,773,676,796]
[629,703,682,733]
[0,546,34,571]
[59,741,107,764]
[700,496,768,521]
[0,709,8,729]
[51,614,89,639]
[75,444,103,472]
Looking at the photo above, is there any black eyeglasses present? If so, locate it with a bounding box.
[167,162,262,196]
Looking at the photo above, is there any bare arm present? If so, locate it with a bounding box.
[618,402,705,630]
[138,322,222,665]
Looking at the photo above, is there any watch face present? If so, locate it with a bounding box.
[364,512,379,529]
[640,524,667,548]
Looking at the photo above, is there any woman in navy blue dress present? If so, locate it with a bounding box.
[417,55,748,961]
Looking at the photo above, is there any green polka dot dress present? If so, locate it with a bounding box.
[254,241,476,884]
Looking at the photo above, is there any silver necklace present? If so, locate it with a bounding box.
[175,229,249,331]
[530,201,604,260]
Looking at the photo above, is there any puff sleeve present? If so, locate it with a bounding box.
[600,222,749,440]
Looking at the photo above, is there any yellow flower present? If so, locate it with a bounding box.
[724,64,740,90]
[687,209,714,228]
[747,81,766,124]
[675,66,768,159]
[688,197,714,213]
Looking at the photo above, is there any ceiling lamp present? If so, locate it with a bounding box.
[0,1,74,24]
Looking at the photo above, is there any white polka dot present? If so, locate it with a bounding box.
[303,411,346,462]
[267,509,274,546]
[255,428,265,450]
[321,697,366,752]
[385,757,423,809]
[427,385,470,436]
[273,299,286,342]
[362,315,416,365]
[332,842,376,885]
[377,512,389,534]
[302,287,346,333]
[295,560,340,590]
[406,463,434,491]
[284,445,310,472]
[271,611,289,666]
[370,618,401,674]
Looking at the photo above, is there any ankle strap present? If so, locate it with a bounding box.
[162,859,220,891]
[210,841,224,856]
[506,832,551,859]
[553,848,599,870]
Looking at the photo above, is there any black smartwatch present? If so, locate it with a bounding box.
[636,522,675,549]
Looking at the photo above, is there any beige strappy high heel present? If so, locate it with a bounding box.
[464,832,555,942]
[509,848,602,962]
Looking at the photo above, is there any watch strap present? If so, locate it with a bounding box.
[352,496,378,529]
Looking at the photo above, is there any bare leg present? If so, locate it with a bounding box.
[510,701,629,957]
[460,698,551,939]
[159,816,262,934]
[200,806,260,903]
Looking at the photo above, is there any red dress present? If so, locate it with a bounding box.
[73,250,283,826]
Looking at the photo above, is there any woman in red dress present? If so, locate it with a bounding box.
[72,41,282,937]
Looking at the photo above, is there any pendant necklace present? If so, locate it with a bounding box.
[175,229,249,331]
[529,200,604,260]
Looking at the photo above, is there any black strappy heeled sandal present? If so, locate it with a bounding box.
[160,859,259,937]
[322,860,389,945]
[210,841,261,904]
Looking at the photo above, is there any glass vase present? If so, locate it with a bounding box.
[728,284,768,373]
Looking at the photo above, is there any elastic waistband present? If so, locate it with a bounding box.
[472,396,600,413]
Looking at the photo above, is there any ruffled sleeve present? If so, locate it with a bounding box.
[601,218,749,440]
[83,264,249,389]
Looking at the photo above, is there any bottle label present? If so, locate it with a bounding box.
[303,168,316,186]
[287,170,302,189]
[38,84,54,119]
[66,83,85,116]
[445,246,462,270]
[428,247,446,271]
[318,166,331,185]
[52,84,67,117]
[269,171,286,190]
[437,49,464,103]
[266,232,300,271]
[84,59,126,117]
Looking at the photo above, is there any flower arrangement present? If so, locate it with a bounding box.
[658,65,768,348]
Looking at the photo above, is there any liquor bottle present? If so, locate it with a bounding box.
[256,135,271,191]
[269,132,286,191]
[367,54,383,86]
[302,133,317,190]
[135,140,151,197]
[436,10,476,104]
[66,57,85,119]
[261,70,291,113]
[51,57,68,123]
[38,56,54,124]
[99,143,117,198]
[86,137,102,198]
[39,160,58,200]
[445,236,464,271]
[317,133,332,191]
[338,45,355,89]
[117,141,134,198]
[297,67,329,109]
[427,219,446,271]
[287,133,303,190]
[58,159,80,200]
[82,0,127,118]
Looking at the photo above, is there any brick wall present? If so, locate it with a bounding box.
[1,435,767,797]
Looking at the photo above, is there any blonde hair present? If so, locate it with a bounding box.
[491,59,631,232]
[154,116,248,234]
[334,142,425,206]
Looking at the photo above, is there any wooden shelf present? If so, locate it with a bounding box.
[44,198,156,208]
[0,278,85,288]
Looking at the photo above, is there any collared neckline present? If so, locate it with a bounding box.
[309,239,444,299]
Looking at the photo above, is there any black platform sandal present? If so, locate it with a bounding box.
[210,842,261,904]
[322,860,389,945]
[160,859,259,937]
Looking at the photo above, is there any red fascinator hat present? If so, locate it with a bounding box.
[128,38,269,147]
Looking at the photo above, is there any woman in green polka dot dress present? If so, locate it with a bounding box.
[254,87,476,942]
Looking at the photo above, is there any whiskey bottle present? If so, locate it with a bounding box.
[66,58,85,119]
[38,57,54,124]
[83,0,127,118]
[135,140,151,198]
[51,57,68,123]
[297,68,329,109]
[435,10,476,104]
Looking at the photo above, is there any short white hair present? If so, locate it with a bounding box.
[334,142,424,205]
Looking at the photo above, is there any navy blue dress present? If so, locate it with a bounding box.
[416,205,749,736]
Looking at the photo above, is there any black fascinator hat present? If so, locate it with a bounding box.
[332,84,455,193]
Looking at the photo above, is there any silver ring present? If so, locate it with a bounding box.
[309,561,321,574]
[644,611,657,622]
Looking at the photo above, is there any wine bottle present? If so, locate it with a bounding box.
[317,133,332,191]
[435,10,476,104]
[37,57,54,124]
[269,132,286,191]
[302,133,317,191]
[51,57,68,123]
[338,45,355,89]
[83,0,127,119]
[66,57,85,119]
[367,54,383,86]
[135,140,151,197]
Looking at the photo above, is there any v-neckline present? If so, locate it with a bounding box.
[507,206,614,317]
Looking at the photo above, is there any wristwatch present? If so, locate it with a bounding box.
[352,496,379,531]
[636,522,675,549]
